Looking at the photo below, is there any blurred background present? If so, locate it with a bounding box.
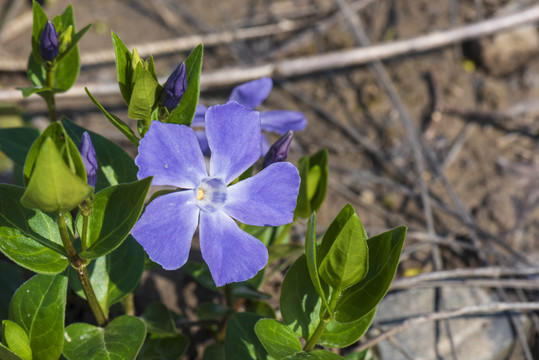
[0,0,538,359]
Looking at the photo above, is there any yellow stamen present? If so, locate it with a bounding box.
[197,188,205,200]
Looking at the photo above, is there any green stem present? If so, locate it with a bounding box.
[121,293,135,316]
[304,287,342,351]
[45,64,57,122]
[58,212,108,327]
[81,214,89,252]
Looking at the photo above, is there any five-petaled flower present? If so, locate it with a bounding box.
[131,102,300,286]
[192,77,307,155]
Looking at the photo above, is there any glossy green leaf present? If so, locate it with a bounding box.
[319,307,376,348]
[128,69,159,121]
[139,302,177,335]
[284,350,344,360]
[246,300,277,319]
[225,312,268,360]
[335,226,406,323]
[31,1,49,63]
[50,5,80,92]
[294,149,328,219]
[63,315,146,360]
[78,177,152,259]
[70,236,145,312]
[0,128,39,166]
[9,273,67,360]
[138,333,189,360]
[111,32,133,104]
[23,122,87,186]
[0,184,68,274]
[255,319,302,359]
[62,117,138,189]
[0,262,23,319]
[167,44,203,126]
[21,137,92,212]
[0,343,24,360]
[53,24,91,68]
[280,254,322,340]
[84,88,140,147]
[182,262,218,292]
[2,320,32,360]
[304,213,330,314]
[344,349,372,360]
[318,205,369,291]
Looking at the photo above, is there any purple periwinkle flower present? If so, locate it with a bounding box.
[193,77,307,155]
[78,131,97,188]
[39,21,59,61]
[263,130,293,169]
[131,102,300,286]
[161,62,187,111]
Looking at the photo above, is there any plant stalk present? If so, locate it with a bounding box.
[45,64,57,122]
[304,287,342,351]
[58,212,108,326]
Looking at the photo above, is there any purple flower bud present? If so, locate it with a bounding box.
[161,62,187,111]
[39,21,59,61]
[79,132,98,188]
[263,130,293,168]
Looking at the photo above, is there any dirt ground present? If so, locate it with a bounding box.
[0,0,538,358]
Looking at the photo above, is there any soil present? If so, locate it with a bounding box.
[0,0,537,359]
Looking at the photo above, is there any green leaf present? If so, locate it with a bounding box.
[138,333,189,360]
[9,273,67,360]
[0,262,23,319]
[2,320,32,360]
[139,302,177,336]
[304,213,330,314]
[319,307,376,348]
[284,350,344,360]
[0,127,39,166]
[0,184,69,274]
[225,312,269,360]
[128,69,159,121]
[84,88,140,147]
[318,205,369,291]
[246,300,277,319]
[197,302,232,320]
[63,315,146,360]
[182,262,219,292]
[31,1,49,63]
[335,226,406,323]
[18,86,51,99]
[203,343,225,360]
[167,44,203,126]
[111,32,133,104]
[294,149,328,219]
[53,24,91,67]
[255,319,302,359]
[78,177,152,259]
[344,349,372,360]
[69,236,145,312]
[21,137,92,212]
[62,117,138,189]
[0,343,24,360]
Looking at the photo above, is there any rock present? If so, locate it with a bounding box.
[373,286,531,360]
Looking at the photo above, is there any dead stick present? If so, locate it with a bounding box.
[357,302,539,353]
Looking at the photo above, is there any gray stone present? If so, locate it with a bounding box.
[372,286,531,360]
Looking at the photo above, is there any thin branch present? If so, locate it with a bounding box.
[357,302,539,352]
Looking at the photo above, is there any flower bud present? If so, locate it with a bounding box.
[39,21,59,61]
[160,62,187,111]
[79,132,98,188]
[263,130,293,168]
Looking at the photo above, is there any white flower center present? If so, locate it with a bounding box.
[196,178,227,212]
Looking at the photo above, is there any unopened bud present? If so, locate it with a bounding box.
[39,21,59,61]
[263,130,293,168]
[161,62,187,111]
[79,132,98,188]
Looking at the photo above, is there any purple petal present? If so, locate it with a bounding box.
[194,130,210,156]
[261,110,307,134]
[261,134,270,156]
[131,191,199,270]
[206,102,261,183]
[228,77,273,109]
[78,132,98,188]
[223,162,300,226]
[136,121,207,188]
[192,104,207,127]
[199,210,268,287]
